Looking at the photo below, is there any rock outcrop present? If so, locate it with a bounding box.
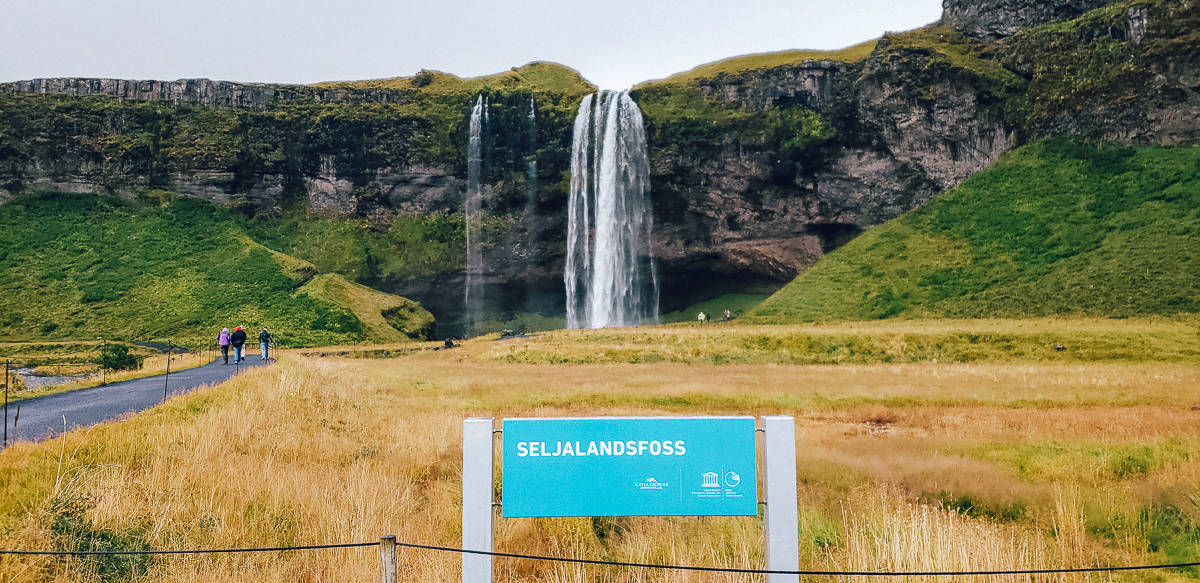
[942,0,1122,40]
[6,76,447,108]
[635,28,1022,304]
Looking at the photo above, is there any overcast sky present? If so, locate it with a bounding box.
[0,0,943,90]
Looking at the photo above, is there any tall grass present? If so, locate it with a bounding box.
[0,329,1197,581]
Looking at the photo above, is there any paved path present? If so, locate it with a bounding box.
[4,357,271,445]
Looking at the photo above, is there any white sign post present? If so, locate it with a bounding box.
[462,418,494,583]
[461,415,799,583]
[763,415,800,583]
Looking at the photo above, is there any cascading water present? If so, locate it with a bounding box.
[525,96,538,208]
[464,95,487,335]
[565,91,659,329]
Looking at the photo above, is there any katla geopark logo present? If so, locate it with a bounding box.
[635,477,669,490]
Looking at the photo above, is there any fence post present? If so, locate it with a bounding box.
[100,338,107,386]
[763,415,799,583]
[379,534,397,583]
[462,417,494,583]
[163,342,173,400]
[3,359,9,448]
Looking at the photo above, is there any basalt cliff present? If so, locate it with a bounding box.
[1,0,1196,327]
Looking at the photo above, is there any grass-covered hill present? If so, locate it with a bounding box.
[746,139,1200,322]
[0,192,433,346]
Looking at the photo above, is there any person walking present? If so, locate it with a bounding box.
[217,327,231,364]
[259,327,272,361]
[230,326,247,363]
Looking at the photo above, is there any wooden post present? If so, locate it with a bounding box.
[3,359,9,448]
[163,342,172,400]
[379,535,397,583]
[101,339,107,386]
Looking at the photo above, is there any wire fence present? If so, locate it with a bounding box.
[1,341,273,447]
[1,538,1198,577]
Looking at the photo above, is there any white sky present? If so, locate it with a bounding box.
[0,0,943,90]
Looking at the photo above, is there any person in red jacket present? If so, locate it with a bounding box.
[230,326,247,363]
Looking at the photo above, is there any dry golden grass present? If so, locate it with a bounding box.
[0,322,1198,582]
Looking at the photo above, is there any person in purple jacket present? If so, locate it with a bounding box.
[217,327,231,364]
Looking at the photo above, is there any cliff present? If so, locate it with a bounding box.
[941,0,1122,40]
[632,26,1023,303]
[0,0,1197,328]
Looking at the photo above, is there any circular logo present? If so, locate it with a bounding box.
[723,471,741,488]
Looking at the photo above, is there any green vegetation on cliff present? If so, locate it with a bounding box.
[243,211,469,285]
[1003,0,1200,135]
[0,61,595,193]
[0,192,433,346]
[313,61,594,96]
[648,40,877,86]
[746,139,1200,322]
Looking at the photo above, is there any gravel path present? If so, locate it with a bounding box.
[3,356,270,445]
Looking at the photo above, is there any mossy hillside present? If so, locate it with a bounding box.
[746,139,1200,323]
[645,40,878,87]
[867,26,1027,127]
[242,211,468,286]
[299,274,434,342]
[660,294,770,323]
[0,192,430,346]
[312,61,594,97]
[1001,0,1200,135]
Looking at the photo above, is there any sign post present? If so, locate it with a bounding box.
[763,415,799,583]
[462,415,798,582]
[462,418,494,583]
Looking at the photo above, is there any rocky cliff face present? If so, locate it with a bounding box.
[942,0,1121,40]
[6,76,463,108]
[633,27,1023,305]
[998,0,1200,145]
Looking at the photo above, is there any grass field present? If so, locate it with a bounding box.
[0,319,1198,582]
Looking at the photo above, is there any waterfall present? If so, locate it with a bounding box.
[525,96,538,208]
[464,95,487,335]
[565,91,658,329]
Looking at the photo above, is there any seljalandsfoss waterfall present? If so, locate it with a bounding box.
[565,91,659,329]
[463,95,487,334]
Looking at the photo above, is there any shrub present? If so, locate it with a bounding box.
[96,344,142,371]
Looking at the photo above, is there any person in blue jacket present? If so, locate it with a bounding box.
[259,327,272,360]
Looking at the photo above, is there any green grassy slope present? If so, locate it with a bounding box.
[661,294,770,323]
[746,139,1200,323]
[642,40,878,86]
[0,193,433,346]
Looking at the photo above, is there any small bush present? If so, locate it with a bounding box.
[96,344,142,371]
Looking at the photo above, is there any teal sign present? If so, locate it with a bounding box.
[502,417,757,517]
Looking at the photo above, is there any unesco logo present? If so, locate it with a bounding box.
[701,471,742,488]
